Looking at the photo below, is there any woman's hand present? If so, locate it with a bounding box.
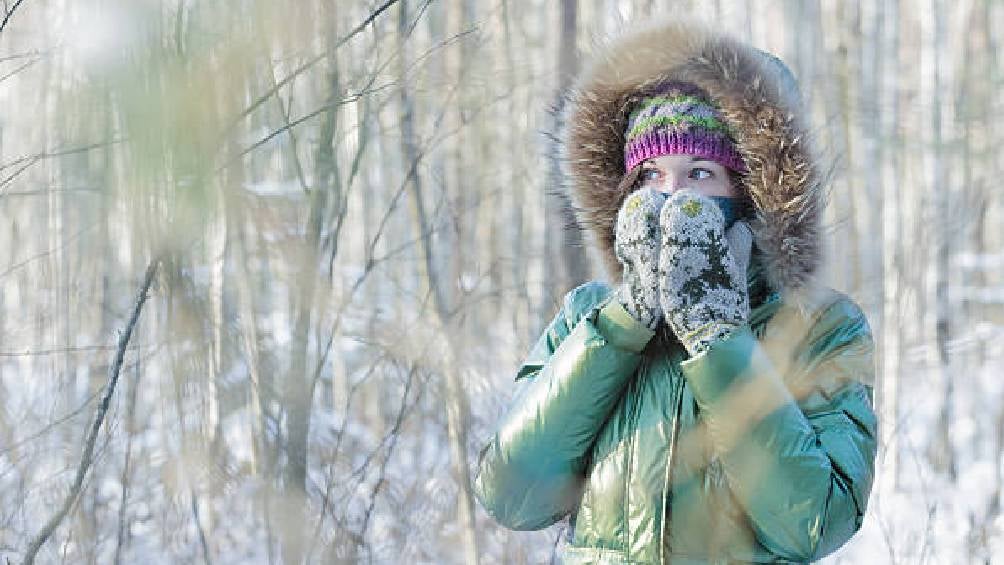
[613,187,668,330]
[658,190,753,355]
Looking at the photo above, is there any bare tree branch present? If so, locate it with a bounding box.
[0,48,48,62]
[355,363,421,555]
[336,0,400,51]
[0,344,141,357]
[224,0,401,135]
[0,140,122,194]
[0,55,39,83]
[0,390,100,457]
[0,224,98,279]
[0,0,25,34]
[0,346,160,461]
[228,26,476,165]
[112,343,143,565]
[1,187,102,197]
[191,493,213,565]
[23,259,159,564]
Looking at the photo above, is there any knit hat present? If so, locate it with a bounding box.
[623,83,746,173]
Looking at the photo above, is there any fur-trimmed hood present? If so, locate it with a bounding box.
[559,19,825,295]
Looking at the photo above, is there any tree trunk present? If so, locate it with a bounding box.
[500,0,536,347]
[979,0,1004,512]
[398,3,479,563]
[277,52,338,565]
[207,183,227,452]
[544,0,588,320]
[921,0,957,482]
[878,0,903,492]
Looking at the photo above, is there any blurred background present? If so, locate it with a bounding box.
[0,0,1001,562]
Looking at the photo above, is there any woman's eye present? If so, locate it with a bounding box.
[689,167,713,180]
[639,168,661,183]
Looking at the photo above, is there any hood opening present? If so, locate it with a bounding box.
[554,19,826,297]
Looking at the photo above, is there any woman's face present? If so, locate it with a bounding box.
[635,154,737,197]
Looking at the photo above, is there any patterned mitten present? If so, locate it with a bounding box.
[658,190,753,355]
[613,187,669,330]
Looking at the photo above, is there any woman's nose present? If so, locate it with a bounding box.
[656,173,686,193]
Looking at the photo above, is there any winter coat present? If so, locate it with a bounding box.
[473,20,878,565]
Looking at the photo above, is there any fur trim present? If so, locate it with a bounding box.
[556,19,824,294]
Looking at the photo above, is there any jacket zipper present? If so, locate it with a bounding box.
[658,362,686,565]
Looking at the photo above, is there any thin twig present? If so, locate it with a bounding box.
[23,259,159,564]
[0,49,48,62]
[191,493,213,565]
[355,364,421,551]
[0,348,159,465]
[223,0,400,136]
[0,224,98,279]
[0,141,119,172]
[112,340,142,565]
[229,27,475,166]
[335,0,400,51]
[0,56,39,83]
[0,0,25,34]
[0,187,102,197]
[0,390,100,457]
[0,344,140,358]
[0,140,122,194]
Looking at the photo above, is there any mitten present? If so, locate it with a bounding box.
[613,187,669,330]
[658,190,753,355]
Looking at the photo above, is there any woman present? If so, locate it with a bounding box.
[473,19,878,564]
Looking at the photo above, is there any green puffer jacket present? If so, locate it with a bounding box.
[474,268,876,563]
[473,19,878,565]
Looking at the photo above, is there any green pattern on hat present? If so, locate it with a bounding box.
[625,114,733,142]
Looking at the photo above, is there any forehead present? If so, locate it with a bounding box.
[644,154,726,168]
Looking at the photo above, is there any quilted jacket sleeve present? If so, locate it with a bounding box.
[473,281,655,530]
[681,293,878,562]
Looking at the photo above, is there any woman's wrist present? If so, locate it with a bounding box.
[676,320,742,356]
[597,296,657,352]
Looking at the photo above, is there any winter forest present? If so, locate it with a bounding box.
[0,0,1000,563]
